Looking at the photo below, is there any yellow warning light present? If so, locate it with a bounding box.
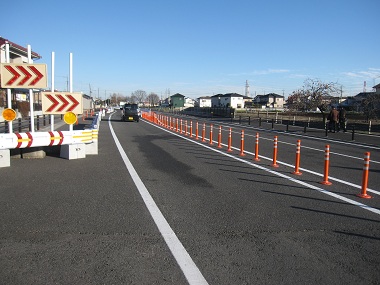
[63,111,77,125]
[2,108,16,121]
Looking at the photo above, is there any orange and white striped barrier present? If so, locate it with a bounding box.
[176,118,179,132]
[190,121,193,138]
[357,152,372,199]
[239,130,245,156]
[209,124,214,145]
[254,132,260,161]
[185,120,188,136]
[195,121,199,140]
[320,145,332,185]
[272,136,279,167]
[202,122,206,142]
[180,119,183,134]
[293,140,302,175]
[227,128,233,152]
[217,125,222,148]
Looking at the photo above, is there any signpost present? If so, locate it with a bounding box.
[0,63,47,88]
[41,92,83,115]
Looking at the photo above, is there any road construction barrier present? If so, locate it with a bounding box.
[202,122,206,142]
[272,136,279,167]
[293,140,302,175]
[142,113,374,194]
[320,145,332,185]
[195,121,199,140]
[357,152,372,199]
[227,128,232,152]
[209,124,214,145]
[0,113,101,167]
[240,130,245,156]
[254,132,260,161]
[217,126,222,148]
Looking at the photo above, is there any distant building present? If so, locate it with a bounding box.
[253,93,284,109]
[170,93,185,108]
[374,83,380,95]
[196,96,212,107]
[184,97,195,108]
[0,36,41,64]
[211,93,244,109]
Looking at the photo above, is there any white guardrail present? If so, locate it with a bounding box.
[0,113,101,168]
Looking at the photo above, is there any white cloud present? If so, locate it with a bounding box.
[343,68,380,79]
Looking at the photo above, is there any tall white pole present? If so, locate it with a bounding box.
[69,53,73,131]
[51,52,55,131]
[28,45,35,133]
[5,42,13,133]
[69,53,73,93]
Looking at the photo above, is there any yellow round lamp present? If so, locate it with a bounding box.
[64,112,77,125]
[2,108,17,121]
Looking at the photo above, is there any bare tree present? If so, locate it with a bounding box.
[131,90,147,104]
[147,92,160,107]
[362,93,380,120]
[110,93,127,106]
[287,78,339,121]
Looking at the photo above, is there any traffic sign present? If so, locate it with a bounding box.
[41,92,83,115]
[0,63,47,88]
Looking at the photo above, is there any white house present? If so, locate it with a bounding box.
[184,97,196,108]
[197,96,212,107]
[211,93,244,108]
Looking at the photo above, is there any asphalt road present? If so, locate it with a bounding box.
[1,110,379,284]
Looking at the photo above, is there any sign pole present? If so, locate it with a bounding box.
[51,52,55,131]
[69,53,73,131]
[5,42,13,133]
[28,45,35,133]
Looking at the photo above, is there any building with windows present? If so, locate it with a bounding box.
[211,93,244,109]
[253,93,284,109]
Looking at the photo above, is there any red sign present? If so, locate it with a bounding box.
[41,92,83,114]
[0,63,47,88]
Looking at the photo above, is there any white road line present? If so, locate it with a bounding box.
[108,115,209,285]
[144,119,380,216]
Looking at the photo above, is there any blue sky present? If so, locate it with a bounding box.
[3,0,380,99]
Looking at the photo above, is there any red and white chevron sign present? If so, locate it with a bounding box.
[0,63,47,88]
[41,92,83,115]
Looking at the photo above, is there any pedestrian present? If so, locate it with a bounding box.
[328,106,339,133]
[338,106,347,132]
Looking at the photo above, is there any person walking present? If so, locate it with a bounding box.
[338,106,347,132]
[328,106,339,133]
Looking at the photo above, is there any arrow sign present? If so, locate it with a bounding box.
[0,63,47,88]
[42,92,83,115]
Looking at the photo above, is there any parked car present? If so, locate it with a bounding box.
[121,103,140,122]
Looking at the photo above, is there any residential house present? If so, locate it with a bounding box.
[196,96,212,108]
[184,97,195,108]
[253,93,284,109]
[211,93,244,109]
[170,93,185,108]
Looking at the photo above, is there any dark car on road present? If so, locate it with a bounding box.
[121,103,140,122]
